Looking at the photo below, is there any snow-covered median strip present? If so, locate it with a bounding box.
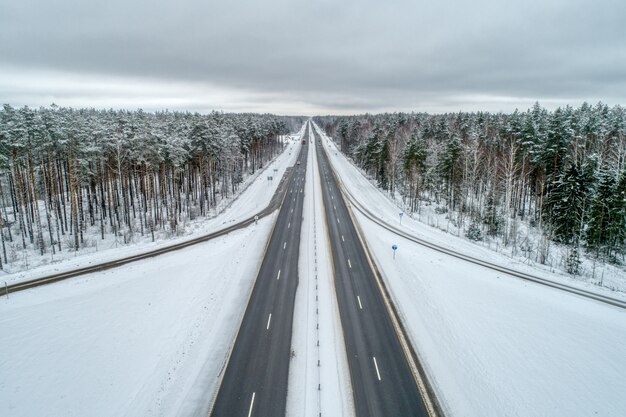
[287,128,353,417]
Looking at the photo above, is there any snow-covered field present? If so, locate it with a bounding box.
[315,122,626,417]
[2,134,302,286]
[356,211,626,417]
[0,215,275,417]
[0,128,309,417]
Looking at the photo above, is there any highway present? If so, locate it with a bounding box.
[209,124,309,417]
[313,127,431,417]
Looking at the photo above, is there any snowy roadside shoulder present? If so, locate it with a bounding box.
[312,122,626,299]
[1,137,302,286]
[287,127,354,417]
[0,215,276,417]
[353,209,626,417]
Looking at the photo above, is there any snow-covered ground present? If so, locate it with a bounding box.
[314,122,626,417]
[356,211,626,417]
[287,127,354,417]
[3,120,624,417]
[0,215,275,417]
[2,134,302,286]
[0,127,310,417]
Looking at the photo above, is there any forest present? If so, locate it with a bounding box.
[315,103,626,275]
[0,104,300,270]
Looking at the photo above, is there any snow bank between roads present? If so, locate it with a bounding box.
[315,122,626,417]
[0,216,275,417]
[287,126,354,417]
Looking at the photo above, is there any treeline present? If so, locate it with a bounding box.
[315,102,626,273]
[0,104,296,269]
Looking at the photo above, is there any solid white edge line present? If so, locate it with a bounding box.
[248,392,256,417]
[357,295,363,309]
[267,313,272,330]
[373,357,382,381]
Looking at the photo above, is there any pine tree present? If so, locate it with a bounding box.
[586,170,616,255]
[544,162,593,244]
[402,132,428,212]
[608,170,626,258]
[437,133,462,210]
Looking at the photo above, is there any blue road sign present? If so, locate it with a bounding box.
[392,245,398,251]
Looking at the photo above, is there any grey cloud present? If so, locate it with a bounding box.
[1,0,625,113]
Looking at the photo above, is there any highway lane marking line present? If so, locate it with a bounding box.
[248,392,256,417]
[337,218,340,224]
[341,235,345,242]
[288,222,291,228]
[291,209,293,213]
[348,259,352,268]
[284,242,287,249]
[277,270,281,280]
[357,295,363,309]
[373,357,382,381]
[267,314,272,330]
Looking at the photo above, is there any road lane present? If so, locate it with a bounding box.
[209,124,310,417]
[313,128,431,417]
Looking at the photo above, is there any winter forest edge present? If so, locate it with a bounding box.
[0,102,624,292]
[315,102,626,288]
[0,104,304,273]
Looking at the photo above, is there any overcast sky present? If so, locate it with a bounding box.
[1,0,625,115]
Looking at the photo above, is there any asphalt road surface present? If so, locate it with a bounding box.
[209,124,310,417]
[313,128,430,417]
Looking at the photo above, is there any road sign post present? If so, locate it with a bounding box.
[399,212,404,225]
[254,215,259,225]
[392,244,398,259]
